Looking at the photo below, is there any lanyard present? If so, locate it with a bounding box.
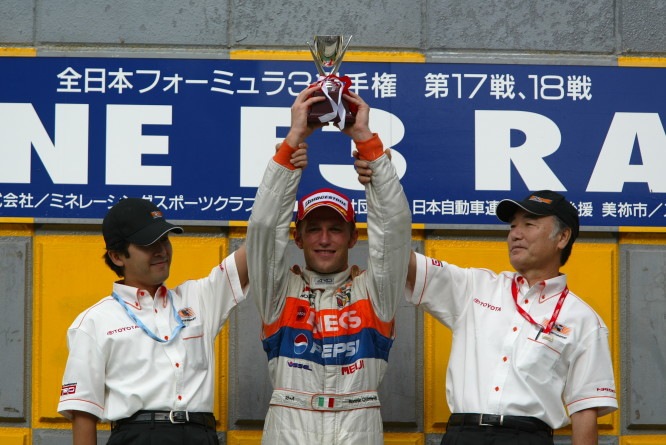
[511,276,568,335]
[112,291,185,343]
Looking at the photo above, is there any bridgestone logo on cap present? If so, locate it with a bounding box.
[303,192,350,219]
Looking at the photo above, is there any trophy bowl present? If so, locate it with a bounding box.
[307,35,356,127]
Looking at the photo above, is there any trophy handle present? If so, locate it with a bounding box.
[330,35,352,76]
[307,41,326,76]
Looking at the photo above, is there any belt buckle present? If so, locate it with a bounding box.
[169,410,189,424]
[479,414,502,427]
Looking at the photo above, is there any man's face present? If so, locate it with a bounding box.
[111,235,172,293]
[294,207,358,274]
[507,210,569,276]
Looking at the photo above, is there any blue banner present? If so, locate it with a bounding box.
[0,57,665,228]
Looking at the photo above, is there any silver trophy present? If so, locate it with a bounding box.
[306,35,355,126]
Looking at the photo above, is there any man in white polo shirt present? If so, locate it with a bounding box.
[413,191,617,444]
[362,167,618,445]
[57,197,252,444]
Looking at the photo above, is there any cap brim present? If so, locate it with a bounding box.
[300,204,354,223]
[128,220,184,246]
[496,200,521,223]
[496,199,554,223]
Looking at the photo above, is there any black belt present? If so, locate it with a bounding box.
[448,413,553,435]
[112,410,216,430]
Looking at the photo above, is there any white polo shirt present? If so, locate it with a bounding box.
[58,252,246,422]
[408,252,617,429]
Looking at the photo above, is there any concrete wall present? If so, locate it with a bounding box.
[2,0,666,443]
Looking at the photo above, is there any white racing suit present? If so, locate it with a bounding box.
[247,152,411,444]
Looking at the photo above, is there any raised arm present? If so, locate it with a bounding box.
[247,87,323,323]
[343,91,412,321]
[355,151,417,295]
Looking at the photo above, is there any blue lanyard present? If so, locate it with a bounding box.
[112,290,185,343]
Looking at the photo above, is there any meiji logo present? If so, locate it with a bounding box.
[288,361,312,371]
[597,387,616,393]
[294,333,309,355]
[431,258,443,267]
[61,383,77,396]
[529,195,553,204]
[150,210,163,218]
[310,339,360,358]
[342,359,364,375]
[474,298,501,311]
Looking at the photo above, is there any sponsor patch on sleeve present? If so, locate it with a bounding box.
[61,383,77,396]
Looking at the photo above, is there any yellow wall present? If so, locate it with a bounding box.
[0,428,30,445]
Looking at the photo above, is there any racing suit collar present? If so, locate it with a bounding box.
[302,266,352,290]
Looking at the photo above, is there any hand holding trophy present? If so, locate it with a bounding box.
[307,35,356,129]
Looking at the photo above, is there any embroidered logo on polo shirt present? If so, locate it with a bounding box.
[541,319,572,338]
[178,307,196,322]
[107,325,140,336]
[474,298,501,312]
[61,383,77,396]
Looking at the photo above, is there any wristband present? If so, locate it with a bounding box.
[354,133,384,161]
[273,141,298,170]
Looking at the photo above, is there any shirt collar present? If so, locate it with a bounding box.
[112,281,168,309]
[514,272,568,297]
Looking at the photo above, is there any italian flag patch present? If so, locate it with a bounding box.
[318,396,335,408]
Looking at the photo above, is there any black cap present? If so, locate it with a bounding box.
[103,198,183,249]
[496,190,579,240]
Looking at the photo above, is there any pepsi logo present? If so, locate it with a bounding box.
[294,333,309,355]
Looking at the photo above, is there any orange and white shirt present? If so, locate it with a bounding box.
[58,253,246,422]
[408,252,618,429]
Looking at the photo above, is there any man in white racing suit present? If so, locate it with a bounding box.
[247,86,412,444]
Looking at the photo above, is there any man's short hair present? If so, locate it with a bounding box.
[103,241,130,277]
[551,215,575,265]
